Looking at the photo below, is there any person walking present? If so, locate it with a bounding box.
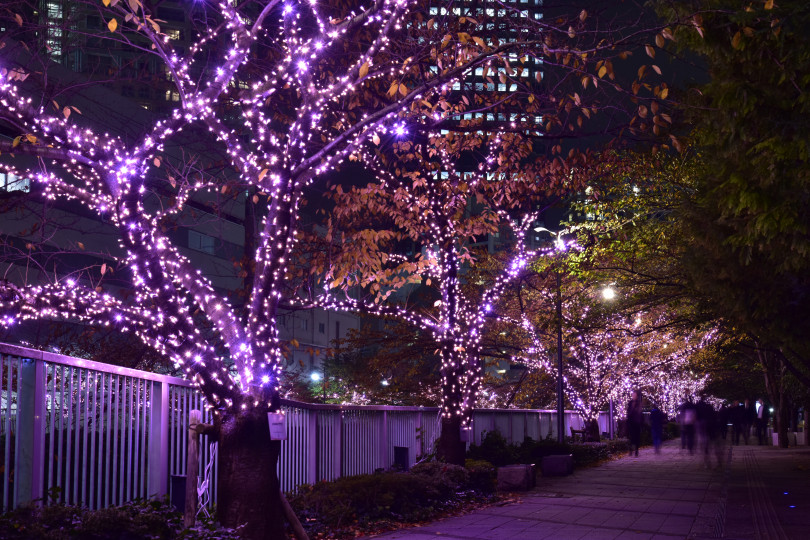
[731,400,744,445]
[679,400,697,454]
[756,398,771,445]
[650,403,666,454]
[626,389,644,457]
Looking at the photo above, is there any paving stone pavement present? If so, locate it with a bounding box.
[371,439,810,539]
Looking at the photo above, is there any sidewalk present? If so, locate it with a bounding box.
[371,440,810,539]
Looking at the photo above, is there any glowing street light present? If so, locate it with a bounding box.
[601,285,616,301]
[534,225,570,443]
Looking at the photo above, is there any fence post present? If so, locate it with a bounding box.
[148,380,170,498]
[184,410,201,527]
[380,411,389,471]
[332,411,341,480]
[16,357,45,506]
[307,410,317,485]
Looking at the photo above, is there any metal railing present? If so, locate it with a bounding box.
[0,342,613,511]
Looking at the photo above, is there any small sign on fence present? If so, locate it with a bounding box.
[268,412,287,440]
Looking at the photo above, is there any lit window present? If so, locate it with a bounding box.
[0,172,30,193]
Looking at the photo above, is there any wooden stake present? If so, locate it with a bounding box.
[184,409,201,528]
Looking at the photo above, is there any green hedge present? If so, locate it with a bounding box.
[467,430,632,469]
[0,498,239,540]
[287,461,497,538]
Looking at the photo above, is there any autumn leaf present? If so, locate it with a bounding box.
[731,31,741,49]
[101,263,107,275]
[765,0,774,9]
[358,61,369,79]
[153,157,161,168]
[598,65,607,78]
[108,18,118,33]
[645,44,655,58]
[77,242,85,250]
[63,107,71,119]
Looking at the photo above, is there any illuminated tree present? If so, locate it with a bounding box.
[0,0,678,533]
[314,138,541,464]
[0,0,563,534]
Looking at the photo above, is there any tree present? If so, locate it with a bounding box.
[0,0,563,535]
[314,137,542,464]
[656,0,810,383]
[0,0,679,533]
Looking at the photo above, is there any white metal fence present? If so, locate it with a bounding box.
[0,343,612,512]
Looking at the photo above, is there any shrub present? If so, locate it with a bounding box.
[289,472,446,531]
[0,498,239,540]
[464,459,496,493]
[410,461,470,495]
[466,431,635,471]
[466,430,519,466]
[287,461,501,538]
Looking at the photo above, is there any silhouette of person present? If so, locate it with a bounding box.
[650,403,666,454]
[626,389,644,457]
[755,399,771,445]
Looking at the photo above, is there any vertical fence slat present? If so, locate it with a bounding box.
[1,354,7,511]
[46,365,56,500]
[88,372,98,509]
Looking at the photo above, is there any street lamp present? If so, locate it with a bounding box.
[600,284,618,439]
[310,370,326,401]
[535,226,569,444]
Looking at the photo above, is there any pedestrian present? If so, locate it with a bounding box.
[696,398,717,468]
[730,400,744,445]
[679,400,697,454]
[743,399,755,445]
[650,403,665,454]
[718,403,730,440]
[626,389,644,457]
[756,398,770,445]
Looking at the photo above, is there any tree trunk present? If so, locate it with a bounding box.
[437,416,466,466]
[776,402,790,448]
[217,407,285,540]
[758,345,789,448]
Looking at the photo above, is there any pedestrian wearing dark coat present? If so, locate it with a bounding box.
[626,389,644,457]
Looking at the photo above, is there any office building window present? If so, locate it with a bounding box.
[0,172,30,193]
[318,323,325,334]
[188,230,216,254]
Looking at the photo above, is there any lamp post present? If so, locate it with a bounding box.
[536,227,568,443]
[600,284,617,439]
